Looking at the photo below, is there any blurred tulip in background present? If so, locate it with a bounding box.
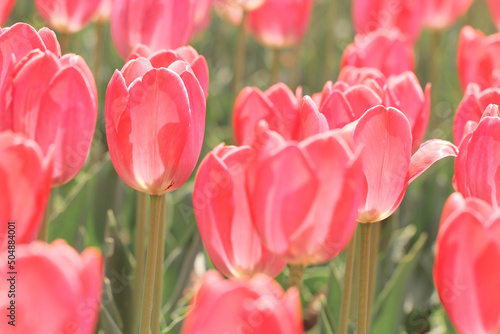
[35,0,101,33]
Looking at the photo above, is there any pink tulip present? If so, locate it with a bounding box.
[341,28,415,77]
[35,0,102,33]
[246,0,314,49]
[245,125,364,265]
[434,192,500,334]
[0,240,103,334]
[422,0,473,30]
[128,45,209,98]
[352,0,424,43]
[487,0,500,30]
[193,0,215,35]
[233,83,302,145]
[105,56,206,195]
[454,105,500,207]
[94,0,114,23]
[0,23,97,186]
[181,270,302,334]
[0,0,15,26]
[0,131,52,250]
[111,0,195,59]
[214,0,244,27]
[193,144,286,277]
[317,66,430,151]
[453,83,500,144]
[457,26,500,91]
[302,105,457,223]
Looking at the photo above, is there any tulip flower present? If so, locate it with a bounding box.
[244,124,364,265]
[34,0,102,33]
[0,23,97,186]
[111,0,195,59]
[487,0,500,30]
[457,26,500,91]
[422,0,473,30]
[434,192,500,334]
[233,83,302,145]
[301,104,457,222]
[0,132,52,250]
[0,0,15,26]
[181,270,303,334]
[352,0,424,43]
[105,56,206,195]
[94,0,114,23]
[341,28,415,77]
[246,0,314,49]
[0,240,103,334]
[127,45,209,98]
[193,0,215,36]
[453,84,500,144]
[454,105,500,207]
[193,144,286,278]
[214,0,245,27]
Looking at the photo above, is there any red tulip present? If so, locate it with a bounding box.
[245,125,364,265]
[457,26,500,91]
[487,0,500,30]
[0,0,15,26]
[35,0,102,33]
[434,192,500,334]
[181,270,303,334]
[111,0,195,59]
[341,28,415,77]
[0,23,97,186]
[453,83,500,144]
[454,105,500,207]
[127,45,209,98]
[193,144,286,278]
[0,240,103,334]
[105,56,206,195]
[422,0,473,30]
[233,83,302,145]
[0,131,52,250]
[352,0,424,43]
[246,0,314,49]
[94,0,114,23]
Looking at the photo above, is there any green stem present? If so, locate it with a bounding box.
[367,221,381,325]
[37,190,52,241]
[356,223,373,334]
[131,192,149,334]
[429,30,441,132]
[94,22,105,94]
[288,264,305,289]
[152,197,167,334]
[325,0,338,81]
[139,194,164,334]
[59,32,71,54]
[290,44,302,90]
[338,232,357,334]
[232,10,248,100]
[270,48,281,84]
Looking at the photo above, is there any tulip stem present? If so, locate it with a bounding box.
[356,223,373,334]
[152,196,167,334]
[37,191,52,241]
[131,192,149,334]
[59,32,71,54]
[338,231,357,334]
[94,22,106,94]
[232,9,248,100]
[139,194,164,334]
[429,30,442,131]
[288,264,305,289]
[367,221,381,323]
[270,48,281,84]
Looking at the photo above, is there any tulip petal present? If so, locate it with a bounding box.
[407,139,458,185]
[300,96,328,138]
[319,90,355,129]
[344,85,383,119]
[354,106,412,223]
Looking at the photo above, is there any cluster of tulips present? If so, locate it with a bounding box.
[1,0,500,333]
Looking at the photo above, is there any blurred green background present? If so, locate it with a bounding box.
[6,0,498,333]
